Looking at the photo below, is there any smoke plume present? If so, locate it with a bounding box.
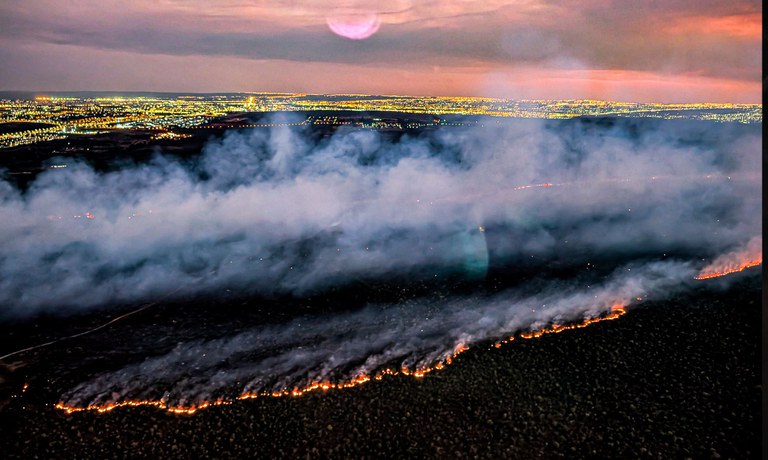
[0,115,760,407]
[0,116,759,316]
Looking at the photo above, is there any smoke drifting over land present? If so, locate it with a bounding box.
[0,115,760,407]
[62,260,695,408]
[0,116,760,314]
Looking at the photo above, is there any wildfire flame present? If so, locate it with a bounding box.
[53,307,624,415]
[48,174,759,416]
[51,245,761,416]
[492,305,626,346]
[695,237,762,280]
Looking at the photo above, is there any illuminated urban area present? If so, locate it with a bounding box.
[0,93,761,148]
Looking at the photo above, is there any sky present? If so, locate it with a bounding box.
[0,0,762,102]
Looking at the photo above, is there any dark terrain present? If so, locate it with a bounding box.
[0,273,760,459]
[0,122,56,134]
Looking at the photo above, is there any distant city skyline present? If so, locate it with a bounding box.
[0,1,761,103]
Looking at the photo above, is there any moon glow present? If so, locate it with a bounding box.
[326,13,381,40]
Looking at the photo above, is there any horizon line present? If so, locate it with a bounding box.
[0,90,761,107]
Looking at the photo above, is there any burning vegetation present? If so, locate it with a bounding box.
[695,237,762,280]
[53,249,762,417]
[54,305,626,415]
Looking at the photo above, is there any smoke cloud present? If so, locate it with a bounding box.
[0,115,760,406]
[62,260,696,407]
[0,116,760,315]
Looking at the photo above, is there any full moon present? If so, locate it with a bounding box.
[326,13,380,40]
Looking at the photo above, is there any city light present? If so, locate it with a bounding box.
[0,94,760,149]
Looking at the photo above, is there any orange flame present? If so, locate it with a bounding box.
[694,259,761,280]
[54,307,625,415]
[492,304,626,346]
[55,243,760,417]
[695,237,762,280]
[54,399,233,415]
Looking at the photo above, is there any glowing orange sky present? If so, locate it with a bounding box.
[0,0,761,102]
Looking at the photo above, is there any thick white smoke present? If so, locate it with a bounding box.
[0,116,759,317]
[62,259,697,407]
[0,115,760,407]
